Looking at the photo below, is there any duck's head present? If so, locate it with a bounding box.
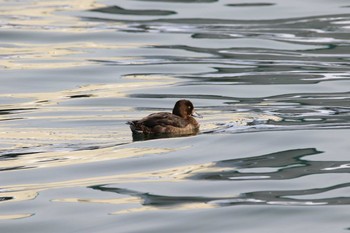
[172,99,201,119]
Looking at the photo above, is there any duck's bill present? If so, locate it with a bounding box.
[191,111,203,118]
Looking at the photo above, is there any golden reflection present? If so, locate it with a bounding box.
[0,79,177,109]
[0,190,38,203]
[52,197,139,205]
[123,74,181,82]
[0,0,155,70]
[0,0,104,31]
[0,146,177,170]
[0,214,34,220]
[112,202,213,214]
[2,162,223,195]
[1,42,149,70]
[1,161,230,212]
[112,206,158,215]
[0,127,123,152]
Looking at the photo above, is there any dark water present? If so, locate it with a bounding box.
[1,0,350,232]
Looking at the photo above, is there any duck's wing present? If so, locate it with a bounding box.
[139,112,189,128]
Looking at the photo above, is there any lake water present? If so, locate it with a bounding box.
[1,0,350,232]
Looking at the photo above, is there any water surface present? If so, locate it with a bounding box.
[1,0,350,232]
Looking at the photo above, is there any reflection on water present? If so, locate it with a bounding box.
[52,147,350,214]
[189,148,350,181]
[0,0,102,31]
[91,6,177,16]
[1,42,148,70]
[1,0,350,232]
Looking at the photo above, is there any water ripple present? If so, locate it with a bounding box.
[1,1,350,232]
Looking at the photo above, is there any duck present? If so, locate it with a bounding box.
[128,99,201,136]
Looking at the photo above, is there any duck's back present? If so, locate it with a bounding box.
[129,112,198,134]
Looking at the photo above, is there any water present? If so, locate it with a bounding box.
[1,0,350,232]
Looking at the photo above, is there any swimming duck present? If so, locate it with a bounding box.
[128,99,201,135]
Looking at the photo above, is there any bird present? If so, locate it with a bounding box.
[127,99,201,136]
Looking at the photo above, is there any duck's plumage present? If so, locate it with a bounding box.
[128,100,200,135]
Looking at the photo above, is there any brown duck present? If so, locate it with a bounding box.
[128,99,201,135]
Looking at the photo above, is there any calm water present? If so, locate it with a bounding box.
[1,0,350,232]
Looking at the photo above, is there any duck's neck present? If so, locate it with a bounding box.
[172,109,185,118]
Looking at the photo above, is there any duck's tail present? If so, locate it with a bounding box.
[126,121,143,134]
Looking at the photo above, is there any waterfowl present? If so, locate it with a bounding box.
[128,99,201,136]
